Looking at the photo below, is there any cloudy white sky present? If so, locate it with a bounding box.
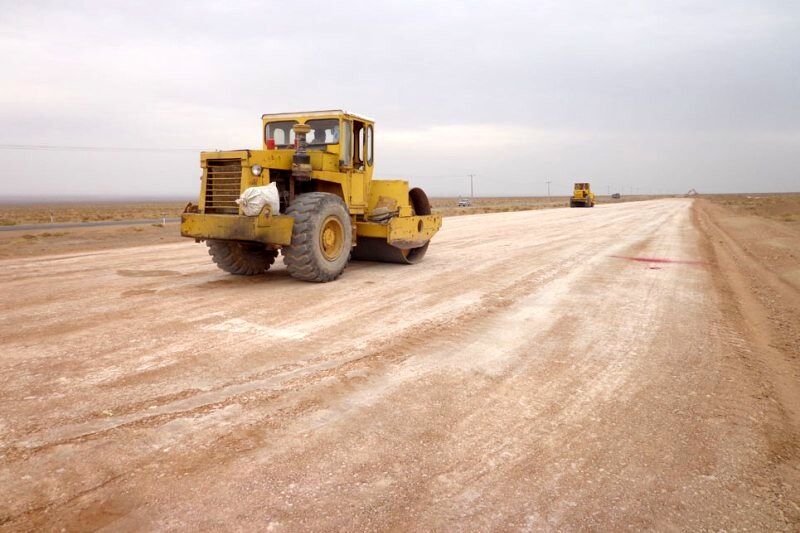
[0,0,798,198]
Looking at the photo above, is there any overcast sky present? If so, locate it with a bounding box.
[1,0,798,198]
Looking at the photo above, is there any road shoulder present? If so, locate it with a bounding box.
[693,198,800,524]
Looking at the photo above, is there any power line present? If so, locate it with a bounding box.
[0,144,200,153]
[382,173,471,180]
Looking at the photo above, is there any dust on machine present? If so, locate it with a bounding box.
[181,110,441,282]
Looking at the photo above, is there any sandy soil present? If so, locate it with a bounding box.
[704,193,800,225]
[0,202,188,226]
[0,223,184,260]
[1,199,798,530]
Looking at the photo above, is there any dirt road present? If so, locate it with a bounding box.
[1,199,798,530]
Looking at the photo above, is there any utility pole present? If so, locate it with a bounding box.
[546,180,551,200]
[607,185,610,196]
[469,174,475,198]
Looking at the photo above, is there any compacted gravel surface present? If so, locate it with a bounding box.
[1,199,798,530]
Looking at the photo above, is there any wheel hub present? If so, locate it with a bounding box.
[319,216,344,261]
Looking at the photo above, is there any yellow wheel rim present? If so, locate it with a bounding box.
[319,215,344,261]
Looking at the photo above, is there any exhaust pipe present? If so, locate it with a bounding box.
[292,124,312,181]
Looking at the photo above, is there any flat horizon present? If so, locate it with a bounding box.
[1,191,798,205]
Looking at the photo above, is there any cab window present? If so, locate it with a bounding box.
[366,125,373,166]
[340,121,352,165]
[265,121,297,147]
[353,122,365,169]
[306,119,339,148]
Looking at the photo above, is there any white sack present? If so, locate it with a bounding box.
[236,183,280,216]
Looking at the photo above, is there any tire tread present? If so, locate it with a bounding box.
[207,240,277,276]
[284,192,351,282]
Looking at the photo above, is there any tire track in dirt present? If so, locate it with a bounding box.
[8,204,677,450]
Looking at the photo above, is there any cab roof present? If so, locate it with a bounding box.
[261,109,374,123]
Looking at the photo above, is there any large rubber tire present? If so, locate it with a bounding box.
[207,240,277,275]
[569,199,576,208]
[284,192,352,282]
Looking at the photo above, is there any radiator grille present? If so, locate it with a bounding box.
[205,159,242,214]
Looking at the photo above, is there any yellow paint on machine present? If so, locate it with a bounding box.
[571,182,596,208]
[181,109,442,280]
[356,216,442,247]
[181,212,294,246]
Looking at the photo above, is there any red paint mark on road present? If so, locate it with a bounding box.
[611,255,707,266]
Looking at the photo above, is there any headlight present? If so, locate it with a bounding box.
[251,164,263,176]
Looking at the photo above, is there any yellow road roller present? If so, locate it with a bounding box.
[570,182,596,208]
[181,110,442,282]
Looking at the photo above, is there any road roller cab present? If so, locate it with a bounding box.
[180,110,442,282]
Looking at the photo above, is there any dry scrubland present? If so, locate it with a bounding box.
[701,193,800,296]
[0,201,187,226]
[704,193,800,224]
[0,223,182,259]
